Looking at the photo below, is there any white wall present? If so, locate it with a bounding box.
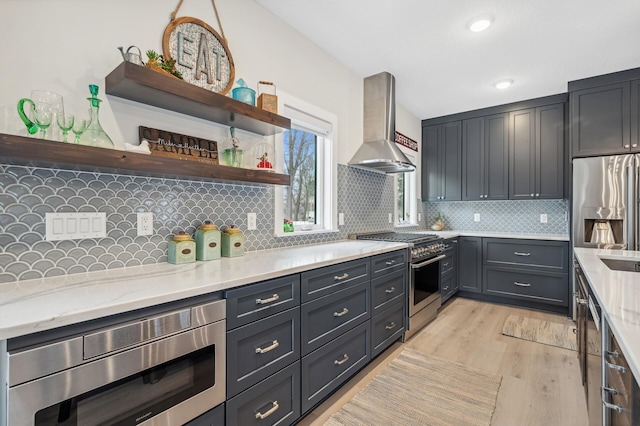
[1,0,419,165]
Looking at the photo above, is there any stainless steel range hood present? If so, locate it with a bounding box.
[348,72,416,174]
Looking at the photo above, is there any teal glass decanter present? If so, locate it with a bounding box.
[79,84,114,149]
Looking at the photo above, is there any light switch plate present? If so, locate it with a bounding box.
[46,212,106,241]
[338,212,344,226]
[540,213,548,223]
[388,213,393,224]
[473,213,480,222]
[247,212,257,230]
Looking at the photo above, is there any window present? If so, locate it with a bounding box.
[396,148,417,226]
[274,93,337,236]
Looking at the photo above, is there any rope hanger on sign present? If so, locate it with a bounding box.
[169,0,227,42]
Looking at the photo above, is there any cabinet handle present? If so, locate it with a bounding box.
[385,260,396,266]
[624,144,631,149]
[334,308,349,317]
[385,322,397,330]
[603,401,625,414]
[536,193,540,197]
[607,350,620,358]
[442,286,449,291]
[256,294,279,305]
[334,273,350,281]
[531,193,535,197]
[633,144,638,148]
[603,386,618,395]
[334,354,350,365]
[514,252,531,256]
[255,401,279,419]
[385,286,396,294]
[606,361,627,373]
[255,340,279,354]
[514,281,531,287]
[443,262,450,267]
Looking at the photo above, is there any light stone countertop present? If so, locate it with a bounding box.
[417,230,570,241]
[574,247,640,382]
[0,240,408,340]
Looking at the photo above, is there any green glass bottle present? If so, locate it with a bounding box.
[79,84,114,149]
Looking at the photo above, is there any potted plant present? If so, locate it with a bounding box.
[431,213,444,231]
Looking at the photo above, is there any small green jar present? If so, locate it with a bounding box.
[195,220,221,261]
[221,225,245,257]
[168,231,196,264]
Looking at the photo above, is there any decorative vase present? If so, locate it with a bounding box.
[431,219,444,231]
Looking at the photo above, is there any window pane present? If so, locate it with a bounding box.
[397,173,405,222]
[283,128,317,224]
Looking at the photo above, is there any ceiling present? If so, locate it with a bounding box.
[257,0,640,120]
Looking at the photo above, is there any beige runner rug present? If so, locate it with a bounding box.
[324,348,502,426]
[502,314,600,356]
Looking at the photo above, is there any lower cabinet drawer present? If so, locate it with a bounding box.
[301,282,370,356]
[371,300,404,358]
[440,269,455,303]
[226,361,300,426]
[184,403,225,426]
[301,321,370,414]
[371,268,405,313]
[484,267,568,306]
[227,307,300,397]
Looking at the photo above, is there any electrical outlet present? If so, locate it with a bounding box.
[137,212,153,236]
[474,213,480,222]
[418,213,422,222]
[247,212,257,230]
[540,213,548,223]
[338,212,345,226]
[388,213,393,224]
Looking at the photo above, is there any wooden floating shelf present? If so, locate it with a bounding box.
[0,134,291,186]
[105,62,291,136]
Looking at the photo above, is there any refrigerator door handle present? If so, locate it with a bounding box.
[628,160,639,251]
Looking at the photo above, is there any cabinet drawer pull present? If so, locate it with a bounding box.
[603,401,625,414]
[606,361,626,373]
[385,322,397,330]
[385,287,396,294]
[255,401,279,419]
[334,354,350,365]
[443,262,450,267]
[442,286,449,291]
[514,252,531,256]
[607,350,620,358]
[514,282,531,287]
[256,294,279,305]
[334,308,349,317]
[334,273,350,281]
[385,260,396,266]
[255,340,279,354]
[603,386,618,395]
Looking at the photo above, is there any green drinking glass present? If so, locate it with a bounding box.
[71,119,87,144]
[57,113,75,143]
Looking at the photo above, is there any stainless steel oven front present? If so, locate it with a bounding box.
[6,298,226,426]
[406,251,445,339]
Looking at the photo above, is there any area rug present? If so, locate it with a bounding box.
[501,314,600,356]
[324,348,502,426]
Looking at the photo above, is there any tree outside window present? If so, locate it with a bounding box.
[283,128,317,225]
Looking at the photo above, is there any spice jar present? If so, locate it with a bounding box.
[195,220,221,261]
[168,231,196,264]
[221,225,245,257]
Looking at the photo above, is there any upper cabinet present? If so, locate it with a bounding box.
[509,103,565,199]
[421,121,461,201]
[569,68,640,157]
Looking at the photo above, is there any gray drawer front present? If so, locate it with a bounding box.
[226,275,300,329]
[301,321,370,414]
[301,258,370,302]
[301,282,370,356]
[227,307,300,397]
[226,361,300,426]
[371,301,405,357]
[371,250,407,278]
[440,269,455,303]
[371,268,405,313]
[484,267,568,306]
[483,238,568,271]
[440,249,455,275]
[184,403,224,426]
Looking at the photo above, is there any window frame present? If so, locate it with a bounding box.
[274,92,338,237]
[395,146,417,227]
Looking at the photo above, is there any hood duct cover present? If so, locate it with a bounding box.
[348,72,416,174]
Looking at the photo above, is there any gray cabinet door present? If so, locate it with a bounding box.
[458,236,482,293]
[483,238,569,272]
[485,113,509,200]
[462,117,484,200]
[301,258,370,302]
[371,300,405,357]
[442,121,462,201]
[537,104,565,199]
[509,108,536,199]
[371,249,407,278]
[371,268,405,314]
[422,124,441,201]
[631,79,640,152]
[571,82,631,157]
[483,267,568,306]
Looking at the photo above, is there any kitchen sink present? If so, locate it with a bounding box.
[600,258,640,272]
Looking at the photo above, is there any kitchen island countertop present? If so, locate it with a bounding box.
[0,240,407,340]
[574,247,640,382]
[418,230,570,241]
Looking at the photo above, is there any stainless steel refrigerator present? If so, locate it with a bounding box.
[573,154,640,250]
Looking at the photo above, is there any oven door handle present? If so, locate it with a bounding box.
[411,254,446,269]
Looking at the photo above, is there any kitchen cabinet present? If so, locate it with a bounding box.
[509,104,565,199]
[440,237,458,303]
[462,113,509,200]
[458,236,482,293]
[184,403,225,426]
[422,121,462,201]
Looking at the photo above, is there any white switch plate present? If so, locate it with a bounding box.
[474,213,480,222]
[338,212,344,226]
[46,212,106,241]
[540,213,548,223]
[137,212,153,236]
[247,212,257,230]
[388,213,393,224]
[418,213,422,222]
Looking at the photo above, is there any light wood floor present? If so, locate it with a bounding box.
[299,297,588,426]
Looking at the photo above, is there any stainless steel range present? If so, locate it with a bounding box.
[355,232,446,339]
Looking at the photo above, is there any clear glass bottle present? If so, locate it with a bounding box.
[79,84,114,149]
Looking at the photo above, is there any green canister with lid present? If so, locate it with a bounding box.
[168,231,196,264]
[221,225,245,257]
[195,220,221,260]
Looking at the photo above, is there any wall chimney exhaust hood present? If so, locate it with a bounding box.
[348,72,416,174]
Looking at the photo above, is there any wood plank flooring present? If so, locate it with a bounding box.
[299,297,588,426]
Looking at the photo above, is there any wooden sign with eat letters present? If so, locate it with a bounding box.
[139,126,219,165]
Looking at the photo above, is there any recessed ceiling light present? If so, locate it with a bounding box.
[467,15,494,32]
[494,79,513,89]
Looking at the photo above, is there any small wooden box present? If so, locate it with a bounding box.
[257,93,278,114]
